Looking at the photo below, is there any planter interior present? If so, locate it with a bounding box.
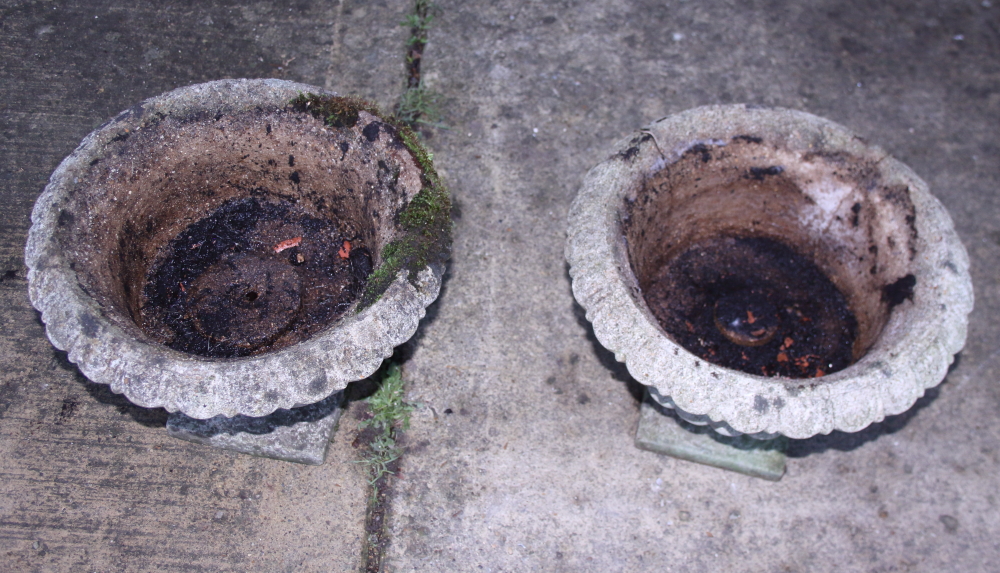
[623,136,916,381]
[63,105,419,358]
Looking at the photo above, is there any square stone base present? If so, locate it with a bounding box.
[166,391,344,465]
[635,391,786,481]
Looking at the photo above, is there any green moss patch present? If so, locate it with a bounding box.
[289,93,381,128]
[289,93,452,309]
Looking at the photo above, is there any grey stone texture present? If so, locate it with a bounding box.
[3,0,1000,572]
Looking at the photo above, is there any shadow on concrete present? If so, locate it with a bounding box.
[167,390,343,436]
[51,349,171,428]
[786,386,941,457]
[566,263,647,405]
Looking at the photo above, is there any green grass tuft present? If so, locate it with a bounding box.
[396,83,444,128]
[361,363,413,433]
[357,364,414,502]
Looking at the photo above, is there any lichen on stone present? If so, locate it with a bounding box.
[289,93,452,310]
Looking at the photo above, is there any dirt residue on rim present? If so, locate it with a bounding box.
[643,235,858,378]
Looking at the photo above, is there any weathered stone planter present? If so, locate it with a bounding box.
[26,79,450,461]
[566,105,973,444]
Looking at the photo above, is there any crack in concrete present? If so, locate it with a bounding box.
[404,0,432,91]
[357,3,439,570]
[360,430,398,573]
[355,360,417,572]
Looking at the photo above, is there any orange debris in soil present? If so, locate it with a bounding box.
[338,240,352,259]
[273,236,302,253]
[793,354,819,372]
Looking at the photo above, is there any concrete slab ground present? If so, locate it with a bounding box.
[389,1,1000,571]
[2,1,1000,572]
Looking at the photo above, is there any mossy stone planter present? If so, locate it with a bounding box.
[566,105,973,441]
[26,80,450,430]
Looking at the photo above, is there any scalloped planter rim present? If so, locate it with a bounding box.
[26,79,446,420]
[566,105,973,439]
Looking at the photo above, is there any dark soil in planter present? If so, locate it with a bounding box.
[141,196,372,358]
[643,235,857,378]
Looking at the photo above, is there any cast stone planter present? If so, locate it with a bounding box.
[26,79,450,420]
[566,104,973,440]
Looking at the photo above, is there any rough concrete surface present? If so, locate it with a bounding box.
[2,0,1000,572]
[390,1,1000,571]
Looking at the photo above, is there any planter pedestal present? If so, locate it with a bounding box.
[635,389,786,481]
[166,391,344,465]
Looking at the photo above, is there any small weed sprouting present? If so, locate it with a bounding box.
[401,14,433,45]
[360,363,413,439]
[396,83,444,129]
[397,0,445,131]
[401,0,437,53]
[356,363,415,571]
[357,364,414,499]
